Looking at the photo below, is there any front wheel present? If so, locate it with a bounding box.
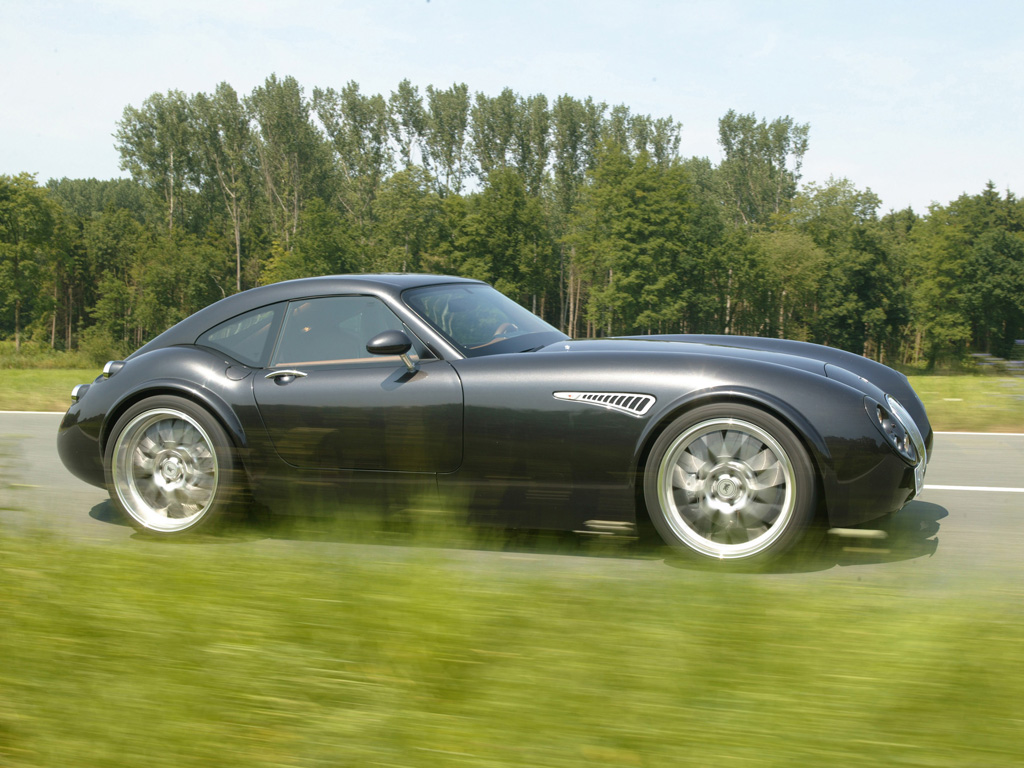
[643,404,818,563]
[104,396,240,535]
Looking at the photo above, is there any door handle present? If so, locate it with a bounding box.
[265,369,308,381]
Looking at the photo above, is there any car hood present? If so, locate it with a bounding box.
[536,333,931,452]
[539,336,830,374]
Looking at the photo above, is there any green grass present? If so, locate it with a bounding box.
[0,369,95,412]
[0,524,1021,767]
[0,341,95,370]
[907,375,1024,432]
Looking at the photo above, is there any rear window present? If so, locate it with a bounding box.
[197,304,282,367]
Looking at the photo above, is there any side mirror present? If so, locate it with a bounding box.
[367,330,417,373]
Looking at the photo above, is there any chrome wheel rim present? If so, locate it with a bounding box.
[112,408,219,532]
[657,418,796,559]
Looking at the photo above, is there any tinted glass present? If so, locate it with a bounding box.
[403,283,563,356]
[271,295,422,367]
[198,304,281,366]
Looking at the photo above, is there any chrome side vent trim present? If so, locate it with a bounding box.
[553,391,656,417]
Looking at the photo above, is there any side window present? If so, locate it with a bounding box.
[271,296,422,367]
[197,304,281,367]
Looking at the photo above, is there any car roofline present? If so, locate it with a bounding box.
[129,274,484,360]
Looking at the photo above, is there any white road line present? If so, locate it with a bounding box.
[925,484,1024,493]
[0,411,65,415]
[934,431,1024,436]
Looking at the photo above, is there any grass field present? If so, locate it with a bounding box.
[0,369,96,412]
[907,375,1024,432]
[5,368,1023,433]
[2,366,1021,765]
[0,523,1021,767]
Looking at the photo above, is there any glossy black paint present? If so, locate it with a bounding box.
[252,358,462,472]
[58,274,932,533]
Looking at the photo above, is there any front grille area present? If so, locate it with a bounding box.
[553,391,656,417]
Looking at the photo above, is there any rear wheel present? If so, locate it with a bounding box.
[643,404,817,563]
[104,396,239,535]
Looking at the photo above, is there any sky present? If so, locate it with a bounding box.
[2,0,1022,214]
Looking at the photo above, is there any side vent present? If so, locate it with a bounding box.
[553,391,656,417]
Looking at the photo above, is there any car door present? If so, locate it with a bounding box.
[252,295,463,473]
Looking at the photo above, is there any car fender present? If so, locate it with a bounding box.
[101,378,249,456]
[92,346,256,456]
[632,383,838,513]
[632,333,932,453]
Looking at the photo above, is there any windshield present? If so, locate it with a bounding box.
[403,283,567,357]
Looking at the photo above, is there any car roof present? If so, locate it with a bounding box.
[248,273,481,298]
[129,273,483,358]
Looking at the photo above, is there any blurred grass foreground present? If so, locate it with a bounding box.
[1,523,1022,767]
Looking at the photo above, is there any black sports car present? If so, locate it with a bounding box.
[58,274,931,563]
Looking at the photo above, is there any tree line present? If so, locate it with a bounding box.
[1,75,1022,367]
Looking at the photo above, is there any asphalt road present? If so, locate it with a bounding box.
[2,412,1022,582]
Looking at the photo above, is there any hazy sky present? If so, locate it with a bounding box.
[3,0,1022,213]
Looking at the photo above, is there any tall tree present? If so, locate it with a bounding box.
[261,198,356,284]
[747,228,825,341]
[423,83,472,196]
[388,79,427,169]
[246,74,329,268]
[115,90,196,233]
[550,95,605,329]
[717,110,809,227]
[470,89,551,194]
[374,166,443,273]
[193,83,255,292]
[909,183,1024,363]
[512,93,551,195]
[789,178,907,359]
[82,207,150,354]
[45,177,148,348]
[314,82,393,235]
[456,167,554,316]
[470,87,519,181]
[565,141,693,336]
[0,174,59,350]
[551,95,604,217]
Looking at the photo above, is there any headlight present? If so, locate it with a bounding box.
[865,396,917,464]
[886,395,927,464]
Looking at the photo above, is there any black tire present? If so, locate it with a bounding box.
[103,395,241,535]
[643,403,817,564]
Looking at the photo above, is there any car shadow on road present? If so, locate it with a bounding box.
[661,499,947,575]
[253,499,947,574]
[86,500,639,556]
[89,500,125,525]
[250,512,664,560]
[828,500,946,568]
[86,498,948,574]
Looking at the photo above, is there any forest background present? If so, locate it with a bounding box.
[2,75,1022,368]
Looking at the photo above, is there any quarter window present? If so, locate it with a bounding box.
[198,304,281,367]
